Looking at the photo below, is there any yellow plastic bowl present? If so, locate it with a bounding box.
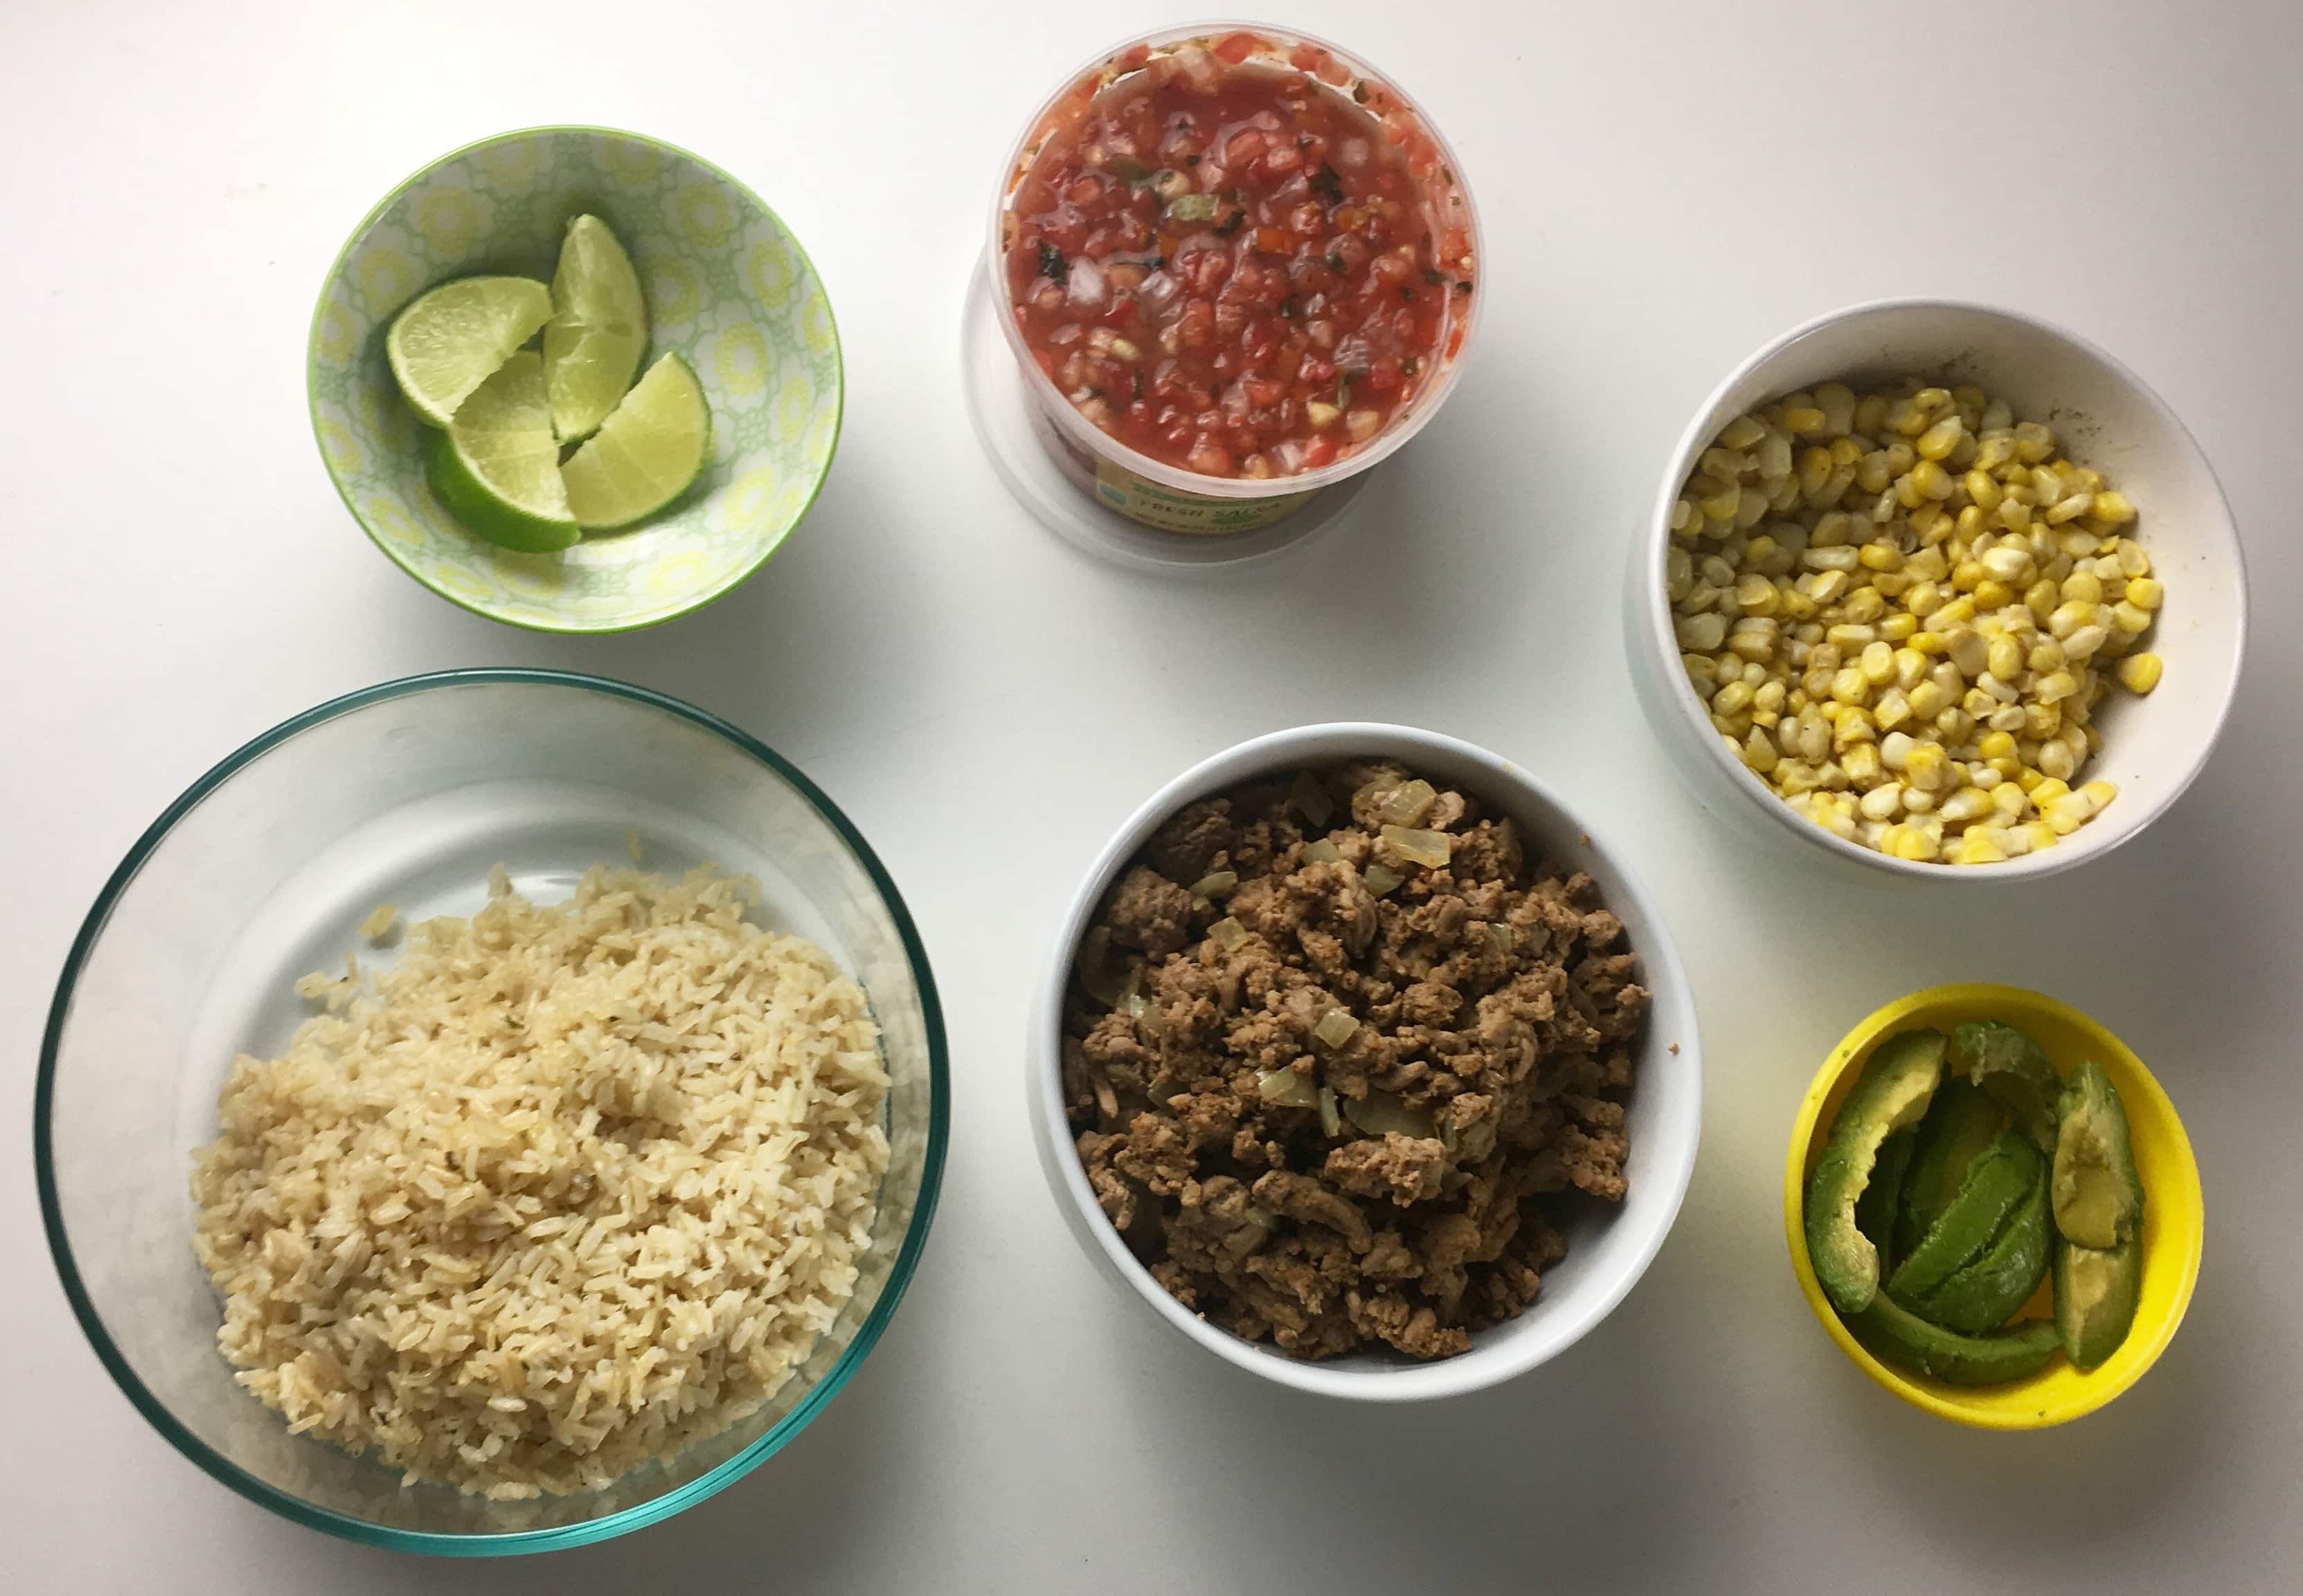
[1784,983,2203,1429]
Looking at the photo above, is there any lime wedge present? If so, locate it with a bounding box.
[562,354,710,529]
[544,215,648,441]
[386,276,551,428]
[426,350,580,551]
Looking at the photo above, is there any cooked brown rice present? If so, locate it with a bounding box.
[190,864,889,1498]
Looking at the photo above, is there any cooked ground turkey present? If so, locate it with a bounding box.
[1063,760,1647,1361]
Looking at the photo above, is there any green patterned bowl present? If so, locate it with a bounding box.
[308,127,843,632]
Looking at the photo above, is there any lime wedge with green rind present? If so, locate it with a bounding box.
[387,276,551,428]
[562,353,710,529]
[544,214,648,442]
[429,349,579,552]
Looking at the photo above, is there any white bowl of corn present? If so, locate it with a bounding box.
[1625,298,2246,878]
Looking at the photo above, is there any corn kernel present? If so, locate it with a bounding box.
[1955,833,2009,865]
[1916,416,1964,461]
[1881,612,1919,642]
[2093,490,2138,524]
[1972,579,2015,611]
[2126,577,2164,611]
[1858,542,1904,572]
[2061,570,2104,605]
[2117,654,2163,694]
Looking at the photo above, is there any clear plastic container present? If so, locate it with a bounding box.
[982,22,1483,541]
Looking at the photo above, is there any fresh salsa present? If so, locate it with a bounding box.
[1002,32,1474,481]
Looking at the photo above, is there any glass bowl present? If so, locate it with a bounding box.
[35,670,947,1553]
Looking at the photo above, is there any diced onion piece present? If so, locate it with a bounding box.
[1209,916,1249,951]
[1363,862,1404,896]
[1490,922,1515,953]
[1300,837,1342,865]
[1190,870,1239,899]
[1377,778,1437,827]
[1313,1008,1360,1050]
[1165,193,1218,221]
[1343,1091,1435,1139]
[1112,963,1141,1012]
[1318,1086,1342,1139]
[1381,825,1453,869]
[1289,769,1334,829]
[1257,1066,1319,1108]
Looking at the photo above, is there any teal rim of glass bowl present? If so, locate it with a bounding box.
[33,667,949,1556]
[305,126,848,636]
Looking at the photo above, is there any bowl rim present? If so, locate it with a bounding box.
[1029,720,1702,1401]
[1638,294,2250,881]
[33,667,949,1555]
[305,125,848,636]
[1780,980,2203,1429]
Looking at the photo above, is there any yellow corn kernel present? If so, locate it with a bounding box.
[2109,600,2153,635]
[1991,782,2027,820]
[1996,498,2033,535]
[2019,821,2059,852]
[1973,579,2015,611]
[2126,576,2164,611]
[1798,445,1834,497]
[1885,825,1936,861]
[1880,612,1919,642]
[1784,406,1828,436]
[2027,638,2066,674]
[1951,559,1984,592]
[1843,587,1888,624]
[1986,636,2025,682]
[2061,570,2105,605]
[1906,681,1950,721]
[2117,653,2163,694]
[1916,416,1965,461]
[1741,729,1780,773]
[1955,833,2009,866]
[1712,679,1756,715]
[1906,546,1949,582]
[1964,469,2003,510]
[1910,459,1955,501]
[2093,490,2138,525]
[2023,699,2062,739]
[1858,542,1905,572]
[1843,743,1883,785]
[2048,600,2097,639]
[1892,647,1930,689]
[1903,742,1949,792]
[1732,573,1777,613]
[1858,640,1897,685]
[1978,730,2018,762]
[2043,791,2097,835]
[2115,539,2151,578]
[2030,776,2071,806]
[1780,586,1819,620]
[2081,779,2118,809]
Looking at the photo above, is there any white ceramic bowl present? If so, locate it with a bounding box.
[1624,298,2248,879]
[1026,724,1701,1401]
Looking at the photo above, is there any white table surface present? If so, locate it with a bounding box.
[6,1,2299,1589]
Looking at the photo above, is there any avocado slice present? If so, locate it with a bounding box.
[1806,1029,1947,1315]
[1886,1131,2045,1305]
[1906,1165,2052,1334]
[1852,1295,2062,1386]
[2054,1231,2144,1371]
[1952,1021,2061,1151]
[1856,1127,1915,1271]
[2051,1061,2144,1250]
[1894,1079,2009,1263]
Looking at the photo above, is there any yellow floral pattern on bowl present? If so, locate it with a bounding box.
[307,126,843,632]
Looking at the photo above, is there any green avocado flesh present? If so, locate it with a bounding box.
[1894,1079,2009,1264]
[1856,1127,1915,1268]
[1906,1166,2052,1335]
[2052,1061,2144,1250]
[1854,1295,2062,1387]
[2054,1231,2144,1371]
[1953,1021,2061,1152]
[1807,1030,1946,1315]
[1887,1132,2044,1304]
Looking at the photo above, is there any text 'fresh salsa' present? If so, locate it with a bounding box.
[1003,34,1471,481]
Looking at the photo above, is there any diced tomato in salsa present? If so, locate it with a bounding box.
[1005,52,1455,481]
